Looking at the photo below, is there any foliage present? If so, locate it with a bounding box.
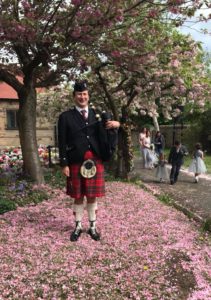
[0,146,57,214]
[0,197,16,214]
[44,167,66,189]
[202,218,211,232]
[157,193,173,205]
[182,107,211,153]
[89,29,211,123]
[0,179,49,214]
[36,18,211,178]
[37,86,74,124]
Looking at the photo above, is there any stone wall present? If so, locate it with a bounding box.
[132,124,189,148]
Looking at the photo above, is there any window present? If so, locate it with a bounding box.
[6,110,18,129]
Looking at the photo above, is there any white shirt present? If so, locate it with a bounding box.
[139,132,146,148]
[75,106,89,118]
[143,136,151,148]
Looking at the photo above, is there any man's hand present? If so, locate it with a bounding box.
[62,166,70,177]
[105,120,120,129]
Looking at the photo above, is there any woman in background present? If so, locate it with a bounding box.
[142,129,157,169]
[139,127,147,168]
[154,131,165,156]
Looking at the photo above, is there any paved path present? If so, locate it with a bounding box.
[130,157,211,226]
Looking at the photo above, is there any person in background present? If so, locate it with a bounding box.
[188,143,207,183]
[154,131,165,156]
[168,140,188,185]
[139,127,147,168]
[58,81,120,242]
[155,153,169,182]
[142,129,155,169]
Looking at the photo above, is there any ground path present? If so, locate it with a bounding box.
[0,181,210,299]
[130,157,211,225]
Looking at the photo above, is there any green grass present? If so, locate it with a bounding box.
[157,194,173,205]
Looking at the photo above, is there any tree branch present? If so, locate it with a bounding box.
[0,69,23,93]
[95,68,119,120]
[124,0,150,13]
[41,0,64,37]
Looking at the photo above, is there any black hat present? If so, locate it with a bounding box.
[73,81,88,92]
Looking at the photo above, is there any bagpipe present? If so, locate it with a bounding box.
[79,108,118,178]
[97,109,118,161]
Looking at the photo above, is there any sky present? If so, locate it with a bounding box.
[179,7,211,52]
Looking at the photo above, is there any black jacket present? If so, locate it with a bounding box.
[168,145,188,165]
[58,107,117,167]
[154,135,165,150]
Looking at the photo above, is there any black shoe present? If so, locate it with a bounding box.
[87,227,100,241]
[170,180,174,185]
[70,228,82,242]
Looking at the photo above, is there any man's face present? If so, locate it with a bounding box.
[74,90,89,108]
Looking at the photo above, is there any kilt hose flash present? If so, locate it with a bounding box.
[66,151,105,199]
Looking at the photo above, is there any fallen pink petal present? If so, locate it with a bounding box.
[0,182,210,299]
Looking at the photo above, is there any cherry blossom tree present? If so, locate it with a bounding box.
[38,27,211,178]
[0,0,210,182]
[86,25,211,177]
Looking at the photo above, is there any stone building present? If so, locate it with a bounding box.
[0,81,55,148]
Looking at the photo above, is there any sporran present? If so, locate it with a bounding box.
[80,159,97,178]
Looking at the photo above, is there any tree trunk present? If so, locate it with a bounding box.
[18,83,44,184]
[152,115,159,132]
[116,107,133,179]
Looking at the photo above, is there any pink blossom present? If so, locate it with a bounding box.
[71,0,82,5]
[0,182,210,298]
[111,50,121,58]
[171,59,180,68]
[148,9,158,18]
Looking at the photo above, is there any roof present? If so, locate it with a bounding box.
[0,81,19,99]
[0,78,45,100]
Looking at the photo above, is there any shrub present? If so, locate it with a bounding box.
[44,168,66,189]
[0,198,16,214]
[157,194,172,205]
[202,218,211,232]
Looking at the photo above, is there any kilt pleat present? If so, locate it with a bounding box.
[66,151,105,199]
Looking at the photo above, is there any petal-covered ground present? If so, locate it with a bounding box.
[0,182,210,300]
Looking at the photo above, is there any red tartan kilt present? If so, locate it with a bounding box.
[66,151,105,199]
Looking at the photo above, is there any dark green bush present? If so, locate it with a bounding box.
[44,168,65,188]
[26,189,49,205]
[0,198,16,214]
[0,177,50,213]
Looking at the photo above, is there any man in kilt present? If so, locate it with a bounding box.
[58,81,120,242]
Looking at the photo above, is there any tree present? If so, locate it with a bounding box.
[0,0,210,182]
[86,24,211,177]
[0,0,143,183]
[38,23,211,178]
